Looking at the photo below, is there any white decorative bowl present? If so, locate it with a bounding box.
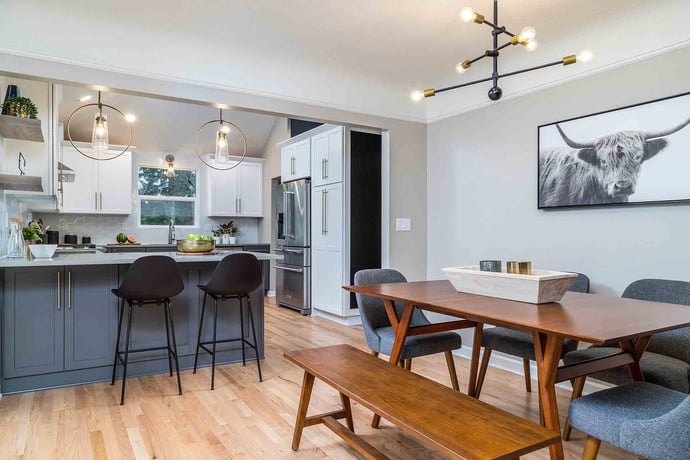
[29,244,58,259]
[442,266,578,304]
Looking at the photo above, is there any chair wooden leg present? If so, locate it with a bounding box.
[522,358,532,393]
[404,359,412,371]
[475,348,492,398]
[582,436,601,460]
[370,351,379,358]
[562,376,586,441]
[292,371,316,451]
[444,351,460,391]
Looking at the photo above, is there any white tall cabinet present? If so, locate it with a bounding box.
[206,157,263,217]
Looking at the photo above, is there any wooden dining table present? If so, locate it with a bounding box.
[344,280,690,460]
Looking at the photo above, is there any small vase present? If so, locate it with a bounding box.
[221,234,230,245]
[229,236,237,245]
[213,236,221,244]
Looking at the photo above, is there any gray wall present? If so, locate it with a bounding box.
[0,52,428,281]
[427,46,690,297]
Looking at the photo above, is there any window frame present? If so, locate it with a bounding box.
[136,164,200,228]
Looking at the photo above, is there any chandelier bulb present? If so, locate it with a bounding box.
[460,7,475,23]
[525,38,538,52]
[519,26,536,41]
[410,90,424,102]
[577,49,593,62]
[455,60,471,74]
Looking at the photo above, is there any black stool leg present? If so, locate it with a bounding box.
[246,295,263,382]
[193,292,208,374]
[111,298,125,385]
[166,299,183,396]
[163,302,173,377]
[239,295,246,367]
[120,301,134,405]
[211,297,219,390]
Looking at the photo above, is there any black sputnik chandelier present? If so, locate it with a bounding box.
[411,0,592,102]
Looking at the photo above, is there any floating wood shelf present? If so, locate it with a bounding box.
[0,114,45,142]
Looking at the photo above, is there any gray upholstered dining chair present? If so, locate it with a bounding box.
[354,269,462,390]
[562,278,690,440]
[474,273,590,398]
[567,382,690,460]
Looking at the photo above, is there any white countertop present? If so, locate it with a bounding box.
[0,251,282,268]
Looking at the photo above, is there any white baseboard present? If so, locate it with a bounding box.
[311,309,362,326]
[453,345,613,395]
[266,290,276,297]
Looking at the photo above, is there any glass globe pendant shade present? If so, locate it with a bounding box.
[91,111,109,152]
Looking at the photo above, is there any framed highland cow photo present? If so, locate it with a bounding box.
[538,91,690,209]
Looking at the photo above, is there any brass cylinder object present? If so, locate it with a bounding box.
[423,88,436,98]
[473,12,485,24]
[507,261,532,275]
[562,54,577,66]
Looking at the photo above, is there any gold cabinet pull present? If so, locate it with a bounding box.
[67,271,72,310]
[57,271,61,310]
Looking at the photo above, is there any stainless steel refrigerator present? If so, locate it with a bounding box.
[273,177,311,315]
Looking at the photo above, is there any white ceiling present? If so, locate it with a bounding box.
[58,86,278,156]
[2,0,689,122]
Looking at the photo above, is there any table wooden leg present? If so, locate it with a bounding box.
[292,371,316,451]
[619,336,651,382]
[371,302,415,428]
[533,332,564,460]
[468,323,484,397]
[340,393,355,432]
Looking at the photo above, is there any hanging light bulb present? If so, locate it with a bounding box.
[215,121,230,163]
[525,38,539,52]
[519,26,536,41]
[577,49,593,62]
[410,90,424,102]
[460,7,475,22]
[91,92,109,153]
[164,154,175,178]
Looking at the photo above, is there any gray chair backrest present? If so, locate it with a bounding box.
[569,273,590,293]
[620,394,690,459]
[623,279,690,364]
[354,269,429,335]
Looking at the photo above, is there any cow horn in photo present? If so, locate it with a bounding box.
[556,124,594,149]
[643,116,690,140]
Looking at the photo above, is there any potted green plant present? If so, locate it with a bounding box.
[2,96,38,119]
[22,224,43,258]
[218,220,239,244]
[211,226,223,245]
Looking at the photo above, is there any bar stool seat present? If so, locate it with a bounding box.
[111,256,185,405]
[193,253,263,389]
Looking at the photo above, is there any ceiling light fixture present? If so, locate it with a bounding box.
[66,90,133,160]
[412,0,593,102]
[124,113,137,123]
[195,108,247,171]
[164,154,175,178]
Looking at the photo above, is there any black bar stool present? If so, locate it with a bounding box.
[111,256,185,405]
[193,253,263,389]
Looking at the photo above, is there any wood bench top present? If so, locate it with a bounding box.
[284,344,559,460]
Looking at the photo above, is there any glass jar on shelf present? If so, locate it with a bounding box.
[7,217,25,259]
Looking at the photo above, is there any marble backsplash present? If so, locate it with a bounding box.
[33,213,261,245]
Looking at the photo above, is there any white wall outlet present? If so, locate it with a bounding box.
[395,218,411,231]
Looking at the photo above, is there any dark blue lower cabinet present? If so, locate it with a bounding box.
[3,267,65,378]
[64,266,119,371]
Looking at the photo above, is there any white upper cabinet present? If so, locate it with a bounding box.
[311,126,343,187]
[280,139,310,182]
[59,143,132,214]
[207,158,263,217]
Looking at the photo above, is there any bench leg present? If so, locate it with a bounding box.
[292,371,316,451]
[340,393,355,431]
[582,436,601,460]
[444,351,459,391]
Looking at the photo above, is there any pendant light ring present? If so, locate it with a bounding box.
[194,119,247,171]
[66,102,133,161]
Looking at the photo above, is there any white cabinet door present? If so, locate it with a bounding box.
[98,152,132,214]
[281,139,310,182]
[311,127,343,187]
[238,161,263,217]
[312,182,343,251]
[207,165,239,216]
[311,248,343,314]
[60,145,98,213]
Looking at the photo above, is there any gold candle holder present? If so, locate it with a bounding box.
[507,261,531,275]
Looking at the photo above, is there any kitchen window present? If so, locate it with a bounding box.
[137,166,198,226]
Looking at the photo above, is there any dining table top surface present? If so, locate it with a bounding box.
[344,280,690,344]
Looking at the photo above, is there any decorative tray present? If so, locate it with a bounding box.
[442,266,578,304]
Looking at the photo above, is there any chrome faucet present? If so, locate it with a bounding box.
[168,219,175,244]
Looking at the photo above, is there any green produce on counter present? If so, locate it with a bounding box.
[186,234,213,241]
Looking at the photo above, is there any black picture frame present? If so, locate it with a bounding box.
[537,91,690,209]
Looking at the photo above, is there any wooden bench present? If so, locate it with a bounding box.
[284,344,559,460]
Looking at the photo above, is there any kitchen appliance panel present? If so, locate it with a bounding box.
[276,179,310,248]
[275,265,310,314]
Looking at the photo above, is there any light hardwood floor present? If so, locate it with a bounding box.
[0,297,635,460]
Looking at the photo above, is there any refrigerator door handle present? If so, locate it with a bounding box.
[284,191,295,239]
[275,264,303,273]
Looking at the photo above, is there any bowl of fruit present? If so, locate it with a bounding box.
[177,234,215,253]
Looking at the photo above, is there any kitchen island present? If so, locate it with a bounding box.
[0,251,282,394]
